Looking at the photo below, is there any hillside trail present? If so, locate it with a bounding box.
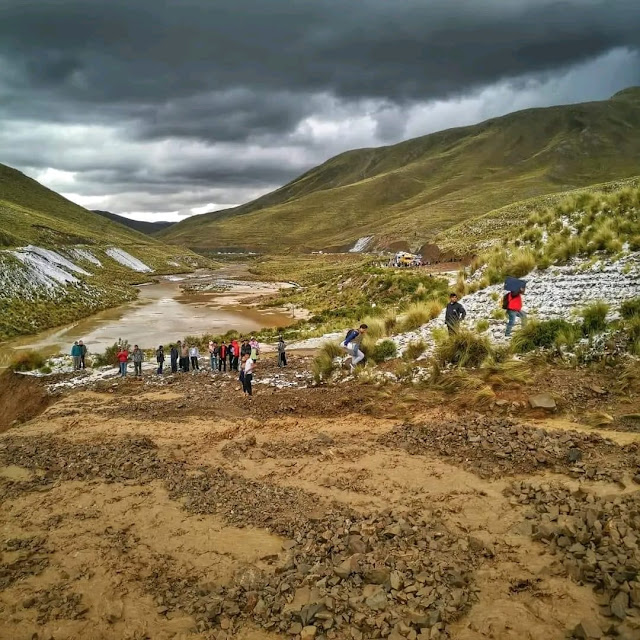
[1,355,639,639]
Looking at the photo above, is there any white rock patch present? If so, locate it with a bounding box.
[349,236,374,253]
[106,248,153,272]
[70,247,102,267]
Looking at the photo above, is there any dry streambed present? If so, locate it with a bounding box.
[1,376,640,640]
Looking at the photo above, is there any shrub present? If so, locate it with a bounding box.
[9,350,46,372]
[371,339,397,363]
[475,319,489,332]
[93,340,130,368]
[404,339,427,360]
[361,316,387,341]
[505,248,537,278]
[400,300,443,331]
[383,313,397,334]
[311,341,343,383]
[620,298,640,320]
[511,319,580,353]
[39,365,53,375]
[434,328,492,368]
[581,301,609,336]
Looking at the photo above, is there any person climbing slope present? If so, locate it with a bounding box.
[504,286,527,336]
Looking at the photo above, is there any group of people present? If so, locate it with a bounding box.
[70,340,88,370]
[111,335,288,397]
[444,287,527,336]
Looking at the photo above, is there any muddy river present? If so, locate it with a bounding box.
[0,270,295,367]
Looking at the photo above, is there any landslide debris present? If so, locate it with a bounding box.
[380,415,640,481]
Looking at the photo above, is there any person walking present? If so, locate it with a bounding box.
[156,345,165,375]
[277,335,287,367]
[132,345,144,378]
[189,344,200,371]
[71,341,82,370]
[445,293,467,334]
[505,287,527,337]
[218,341,227,372]
[231,339,240,371]
[170,343,179,373]
[341,324,368,372]
[243,353,255,397]
[180,341,190,372]
[209,341,219,371]
[79,340,88,369]
[116,345,129,377]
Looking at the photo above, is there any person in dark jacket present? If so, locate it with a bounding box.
[132,345,144,377]
[218,342,227,372]
[240,339,251,358]
[79,340,88,368]
[170,343,179,373]
[445,293,467,334]
[156,345,165,375]
[277,335,287,367]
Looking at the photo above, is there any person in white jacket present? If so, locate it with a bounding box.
[189,345,200,371]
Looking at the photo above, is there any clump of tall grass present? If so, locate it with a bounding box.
[9,350,46,372]
[404,339,427,360]
[312,341,343,383]
[371,339,398,363]
[400,300,443,331]
[94,340,130,368]
[434,328,492,368]
[360,316,387,341]
[511,319,580,353]
[620,298,640,320]
[580,301,609,336]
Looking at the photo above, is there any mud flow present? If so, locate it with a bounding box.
[1,355,640,640]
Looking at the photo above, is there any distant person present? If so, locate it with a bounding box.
[445,293,467,334]
[218,341,227,372]
[277,335,287,367]
[239,353,246,391]
[71,341,82,370]
[209,341,219,371]
[180,341,189,372]
[156,345,165,375]
[243,353,255,396]
[79,340,88,369]
[189,344,200,370]
[132,345,144,377]
[170,343,179,373]
[250,336,260,361]
[341,324,368,372]
[505,287,527,337]
[116,345,129,377]
[228,340,235,370]
[241,338,251,359]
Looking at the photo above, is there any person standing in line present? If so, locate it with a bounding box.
[249,336,260,361]
[228,340,234,371]
[239,353,246,391]
[341,324,368,372]
[505,287,527,337]
[445,293,467,334]
[79,340,88,369]
[71,341,82,370]
[156,345,165,375]
[218,341,227,372]
[116,344,129,377]
[243,353,255,397]
[180,341,190,372]
[132,345,144,378]
[189,344,200,370]
[170,342,179,373]
[231,339,240,371]
[209,341,219,371]
[241,338,251,360]
[277,335,287,367]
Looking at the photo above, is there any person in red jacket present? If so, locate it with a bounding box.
[116,346,129,377]
[231,339,240,371]
[505,287,527,336]
[218,341,227,372]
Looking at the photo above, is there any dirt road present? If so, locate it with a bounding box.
[1,357,639,639]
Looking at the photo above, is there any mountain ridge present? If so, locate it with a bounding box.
[92,210,174,236]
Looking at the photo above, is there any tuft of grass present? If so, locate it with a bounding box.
[93,340,130,368]
[480,357,532,388]
[361,316,387,341]
[475,319,489,333]
[400,300,443,331]
[581,301,609,336]
[511,319,580,353]
[9,350,46,372]
[620,298,640,320]
[404,339,427,361]
[311,341,343,383]
[434,328,492,368]
[371,339,398,363]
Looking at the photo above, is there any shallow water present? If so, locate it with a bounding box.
[0,272,293,367]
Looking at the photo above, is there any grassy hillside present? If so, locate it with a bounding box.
[160,87,640,253]
[0,163,211,340]
[92,210,174,236]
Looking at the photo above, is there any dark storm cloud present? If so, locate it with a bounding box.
[0,0,639,219]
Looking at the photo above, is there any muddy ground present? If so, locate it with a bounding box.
[1,355,640,640]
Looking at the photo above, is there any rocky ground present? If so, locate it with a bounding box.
[1,354,640,640]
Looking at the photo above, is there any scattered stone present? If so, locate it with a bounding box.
[572,618,602,639]
[528,393,557,410]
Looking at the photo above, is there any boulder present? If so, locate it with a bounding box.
[528,393,557,410]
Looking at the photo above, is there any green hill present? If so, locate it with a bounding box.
[0,163,207,340]
[92,210,174,236]
[160,87,640,253]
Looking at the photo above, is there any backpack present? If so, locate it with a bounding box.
[502,293,510,310]
[343,329,359,346]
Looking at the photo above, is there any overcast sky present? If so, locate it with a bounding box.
[1,1,639,222]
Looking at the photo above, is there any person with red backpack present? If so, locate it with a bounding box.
[504,287,527,336]
[341,323,368,372]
